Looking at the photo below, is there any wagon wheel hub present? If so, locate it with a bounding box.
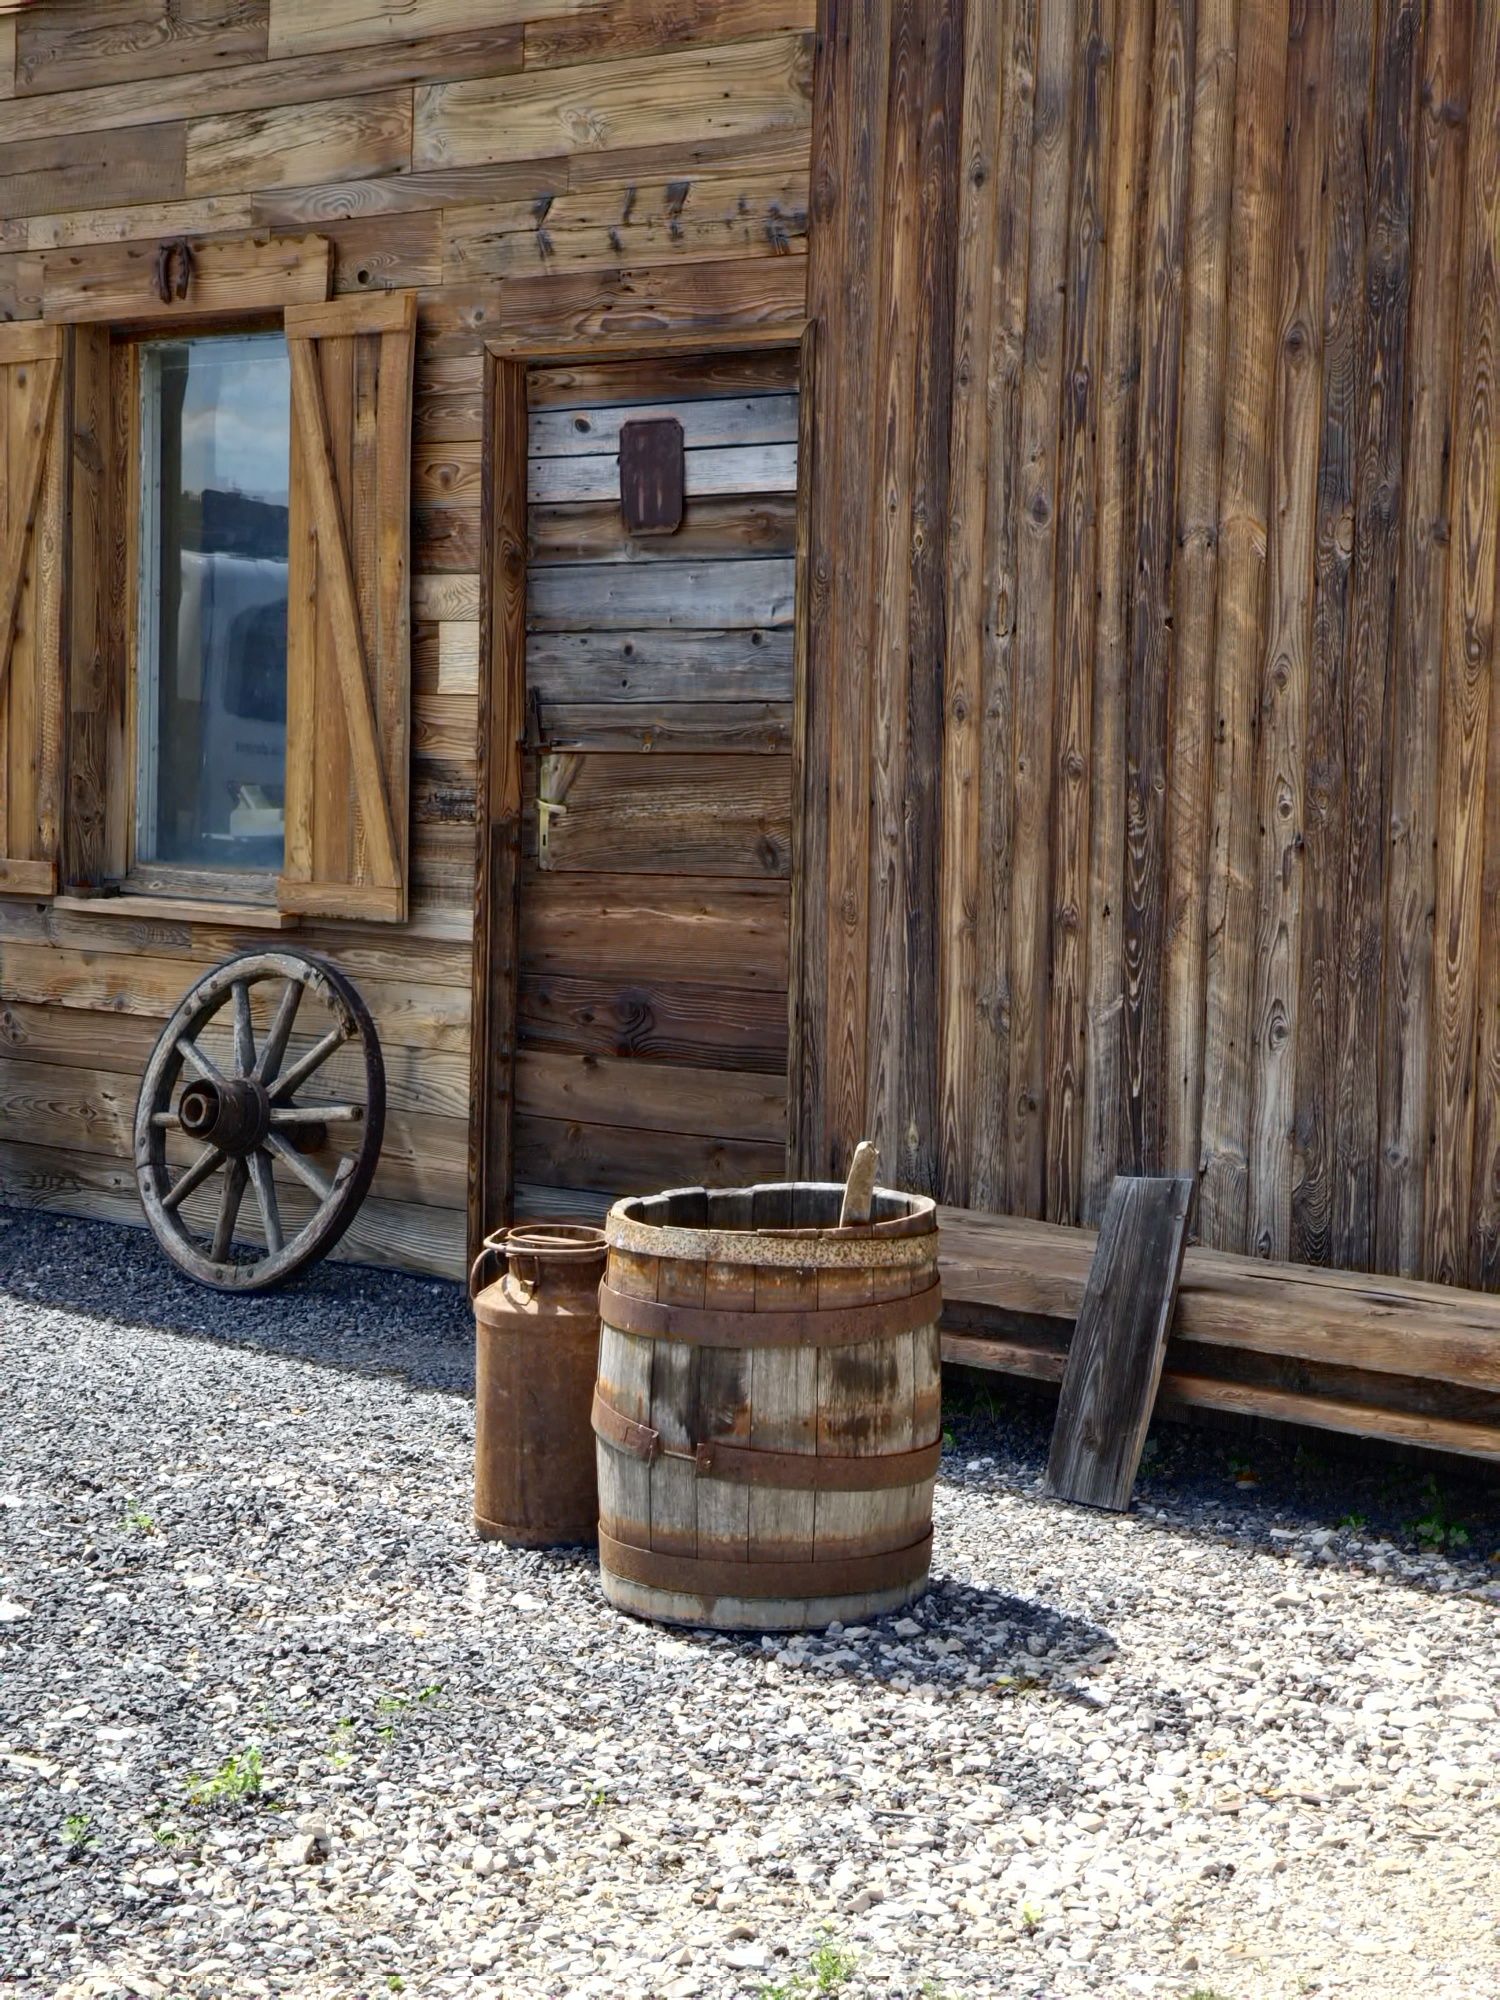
[178,1075,272,1157]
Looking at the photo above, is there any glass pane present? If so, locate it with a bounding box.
[137,332,290,872]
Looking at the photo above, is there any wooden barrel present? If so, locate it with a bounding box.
[592,1182,942,1631]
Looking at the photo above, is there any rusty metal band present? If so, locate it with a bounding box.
[597,1279,943,1349]
[598,1525,933,1603]
[591,1389,661,1461]
[591,1390,943,1491]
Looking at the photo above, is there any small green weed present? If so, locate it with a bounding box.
[185,1744,264,1807]
[809,1938,856,1992]
[1338,1511,1368,1532]
[385,1979,405,1994]
[374,1683,443,1742]
[120,1501,156,1535]
[1020,1900,1045,1935]
[63,1810,94,1854]
[1408,1476,1471,1553]
[328,1719,356,1770]
[758,1937,858,1999]
[374,1683,443,1716]
[941,1379,1005,1424]
[941,1429,956,1451]
[990,1672,1047,1700]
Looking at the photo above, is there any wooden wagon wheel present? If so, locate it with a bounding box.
[133,950,386,1292]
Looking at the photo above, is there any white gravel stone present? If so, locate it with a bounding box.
[2,1209,1498,2000]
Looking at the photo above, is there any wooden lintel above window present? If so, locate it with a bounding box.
[41,233,332,326]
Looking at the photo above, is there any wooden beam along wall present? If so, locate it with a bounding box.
[939,1206,1500,1465]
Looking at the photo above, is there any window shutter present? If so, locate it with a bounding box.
[0,323,67,896]
[279,292,416,923]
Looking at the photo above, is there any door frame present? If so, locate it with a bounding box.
[468,322,815,1264]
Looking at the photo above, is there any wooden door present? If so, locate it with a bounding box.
[510,349,800,1221]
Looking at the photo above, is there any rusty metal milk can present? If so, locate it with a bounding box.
[471,1224,607,1547]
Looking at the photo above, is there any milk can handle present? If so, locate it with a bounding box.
[468,1241,500,1300]
[469,1229,516,1300]
[468,1233,540,1301]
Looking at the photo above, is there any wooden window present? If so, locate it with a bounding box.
[0,324,68,895]
[0,280,416,926]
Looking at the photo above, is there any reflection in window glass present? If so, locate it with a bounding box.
[136,333,290,872]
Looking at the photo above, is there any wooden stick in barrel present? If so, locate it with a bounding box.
[839,1140,880,1227]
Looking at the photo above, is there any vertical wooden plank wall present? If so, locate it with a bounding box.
[0,0,816,1281]
[801,0,1500,1293]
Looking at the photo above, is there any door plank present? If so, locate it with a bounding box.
[528,557,794,630]
[518,970,787,1072]
[526,626,793,700]
[514,1112,783,1195]
[528,443,799,506]
[529,751,790,877]
[520,872,789,988]
[539,700,791,753]
[515,1049,785,1141]
[529,393,799,458]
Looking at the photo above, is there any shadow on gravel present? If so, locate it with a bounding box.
[683,1573,1116,1701]
[944,1372,1500,1590]
[0,1207,475,1395]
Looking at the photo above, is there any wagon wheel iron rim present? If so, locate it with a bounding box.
[133,949,386,1292]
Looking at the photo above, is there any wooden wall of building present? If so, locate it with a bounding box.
[798,0,1500,1293]
[0,0,814,1280]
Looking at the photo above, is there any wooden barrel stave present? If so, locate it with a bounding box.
[813,1264,907,1562]
[698,1256,755,1563]
[649,1250,699,1560]
[748,1264,817,1564]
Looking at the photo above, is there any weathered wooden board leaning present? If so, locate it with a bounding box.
[1045,1176,1194,1512]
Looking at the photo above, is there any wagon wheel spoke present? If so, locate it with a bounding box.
[162,1145,225,1214]
[268,1024,350,1104]
[177,1037,229,1087]
[211,1157,249,1262]
[248,1149,283,1257]
[264,1130,340,1204]
[253,978,303,1087]
[268,1103,363,1127]
[230,979,255,1078]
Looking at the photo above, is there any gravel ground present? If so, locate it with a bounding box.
[2,1207,1499,2000]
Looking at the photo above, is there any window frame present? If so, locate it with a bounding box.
[0,246,416,930]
